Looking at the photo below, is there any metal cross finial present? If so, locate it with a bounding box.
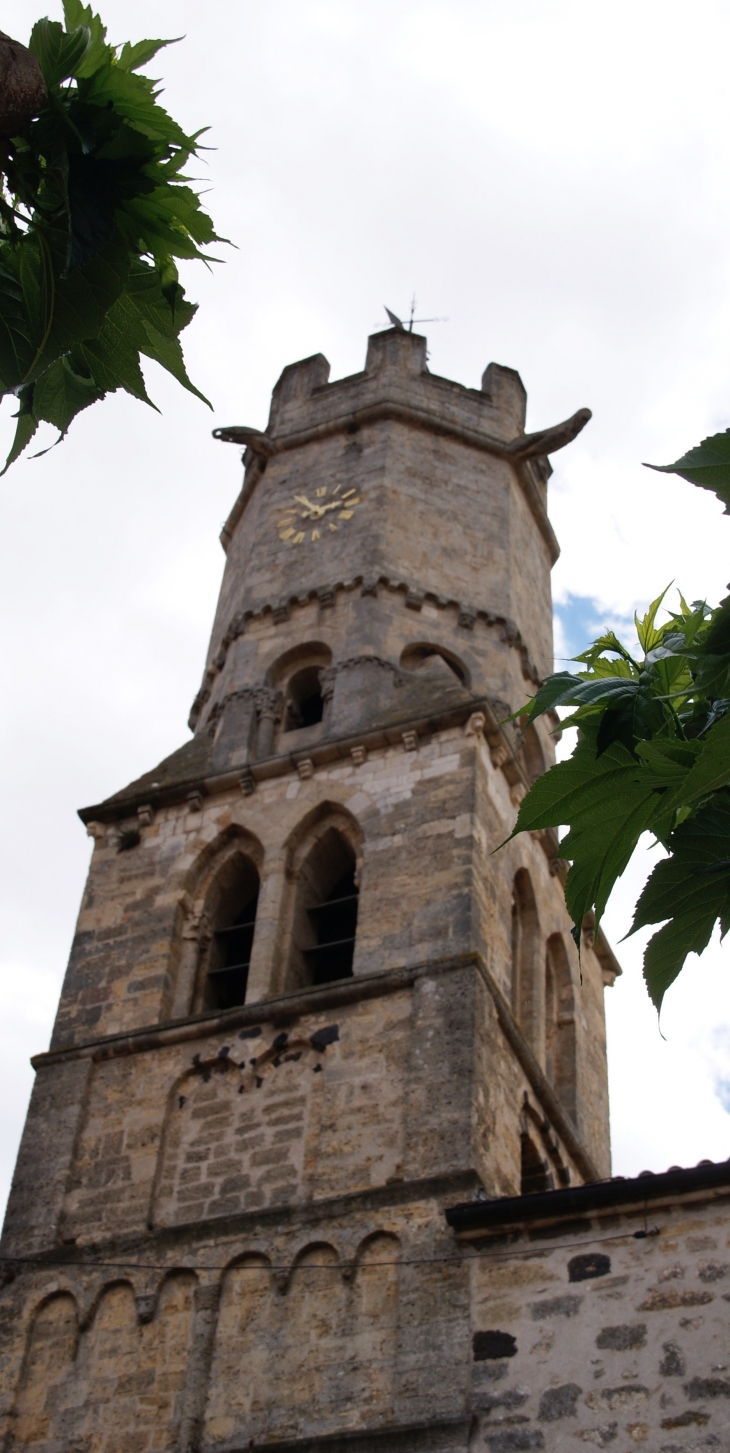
[382,295,447,332]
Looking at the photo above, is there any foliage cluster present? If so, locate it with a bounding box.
[0,1,222,471]
[509,432,730,1011]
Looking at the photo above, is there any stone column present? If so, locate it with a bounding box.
[170,910,211,1019]
[254,687,282,758]
[319,664,337,729]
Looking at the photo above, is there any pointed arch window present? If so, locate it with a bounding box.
[511,868,541,1050]
[545,933,577,1121]
[289,827,359,988]
[203,855,260,1011]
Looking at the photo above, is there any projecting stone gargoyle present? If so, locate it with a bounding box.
[212,425,276,459]
[503,406,592,460]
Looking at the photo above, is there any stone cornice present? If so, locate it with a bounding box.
[33,950,600,1187]
[189,574,542,731]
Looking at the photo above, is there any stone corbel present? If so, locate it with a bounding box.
[464,712,486,738]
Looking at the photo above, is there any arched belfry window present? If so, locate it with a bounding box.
[202,854,260,1011]
[284,666,324,730]
[265,643,332,743]
[545,934,577,1121]
[511,868,542,1051]
[289,827,359,989]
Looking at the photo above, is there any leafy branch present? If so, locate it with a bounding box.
[0,1,224,471]
[504,431,730,1012]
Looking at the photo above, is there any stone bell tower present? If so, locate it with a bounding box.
[0,329,618,1452]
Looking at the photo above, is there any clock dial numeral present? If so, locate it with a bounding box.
[276,483,361,543]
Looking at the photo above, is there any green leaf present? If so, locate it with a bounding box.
[1,390,38,475]
[646,428,730,514]
[629,791,730,1009]
[32,355,101,433]
[81,64,190,147]
[62,0,111,76]
[634,737,703,788]
[25,238,130,383]
[29,19,90,88]
[117,37,182,72]
[658,710,730,815]
[507,728,664,940]
[138,320,211,406]
[635,585,671,653]
[78,313,154,405]
[0,260,35,392]
[574,630,638,668]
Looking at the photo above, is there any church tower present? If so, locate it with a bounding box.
[0,328,618,1451]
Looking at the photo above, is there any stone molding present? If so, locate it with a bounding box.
[188,575,541,731]
[31,950,599,1186]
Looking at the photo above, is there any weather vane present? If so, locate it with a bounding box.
[381,295,447,332]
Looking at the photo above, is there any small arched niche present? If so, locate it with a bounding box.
[399,642,469,686]
[267,642,333,738]
[198,850,260,1011]
[286,817,360,991]
[545,933,577,1121]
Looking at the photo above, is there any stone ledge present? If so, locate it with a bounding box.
[32,950,600,1188]
[188,575,542,732]
[206,1415,473,1453]
[1,1169,481,1269]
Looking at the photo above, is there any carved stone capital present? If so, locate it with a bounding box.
[183,908,212,946]
[253,686,282,723]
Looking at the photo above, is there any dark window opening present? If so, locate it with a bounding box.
[204,860,260,1011]
[284,666,324,730]
[520,1133,553,1195]
[304,867,358,985]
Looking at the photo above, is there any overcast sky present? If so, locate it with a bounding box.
[1,0,729,1215]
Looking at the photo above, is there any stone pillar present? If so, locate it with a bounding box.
[254,687,282,758]
[170,910,211,1019]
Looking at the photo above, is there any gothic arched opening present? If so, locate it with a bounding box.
[545,933,577,1121]
[511,868,542,1051]
[202,854,260,1011]
[289,827,359,988]
[520,1133,553,1195]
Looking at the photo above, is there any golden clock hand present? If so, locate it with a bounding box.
[293,493,324,518]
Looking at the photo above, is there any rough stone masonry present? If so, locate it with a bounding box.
[0,327,727,1453]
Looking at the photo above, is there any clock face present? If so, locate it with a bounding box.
[276,483,362,545]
